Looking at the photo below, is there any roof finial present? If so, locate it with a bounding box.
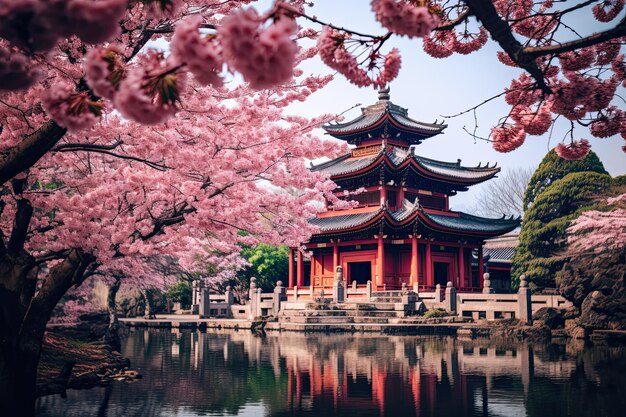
[378,86,390,101]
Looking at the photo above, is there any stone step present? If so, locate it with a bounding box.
[287,316,354,324]
[371,297,403,303]
[353,317,390,324]
[351,302,396,311]
[346,310,400,318]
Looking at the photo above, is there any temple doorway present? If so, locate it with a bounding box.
[434,262,449,286]
[349,261,372,285]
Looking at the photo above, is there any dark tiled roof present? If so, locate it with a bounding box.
[309,210,381,232]
[323,99,446,136]
[310,146,500,182]
[422,211,521,234]
[484,247,516,263]
[310,206,521,236]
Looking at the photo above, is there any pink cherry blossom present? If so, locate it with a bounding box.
[592,0,625,22]
[511,103,552,136]
[491,124,526,152]
[376,48,402,88]
[219,8,298,89]
[0,43,40,90]
[171,15,224,88]
[452,27,488,55]
[42,81,103,131]
[317,26,373,87]
[423,29,455,58]
[590,106,624,138]
[371,0,440,38]
[555,139,591,160]
[559,47,596,71]
[84,46,126,99]
[114,52,186,125]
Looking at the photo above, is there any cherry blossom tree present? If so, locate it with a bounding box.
[0,2,350,415]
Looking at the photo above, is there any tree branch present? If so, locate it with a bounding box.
[464,0,552,94]
[525,16,626,59]
[0,121,67,186]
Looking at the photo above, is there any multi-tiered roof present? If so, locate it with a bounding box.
[309,89,520,243]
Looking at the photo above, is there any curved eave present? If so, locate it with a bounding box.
[326,153,500,186]
[323,113,445,141]
[310,208,520,238]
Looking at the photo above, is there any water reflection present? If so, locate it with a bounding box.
[36,330,626,417]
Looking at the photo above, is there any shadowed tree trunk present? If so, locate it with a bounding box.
[0,248,95,417]
[104,275,123,352]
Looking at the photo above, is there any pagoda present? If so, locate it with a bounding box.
[287,88,520,292]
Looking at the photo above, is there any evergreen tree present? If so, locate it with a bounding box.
[237,244,289,292]
[513,172,613,290]
[523,150,607,211]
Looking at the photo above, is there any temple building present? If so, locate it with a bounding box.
[287,89,520,292]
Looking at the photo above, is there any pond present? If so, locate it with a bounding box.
[36,329,626,417]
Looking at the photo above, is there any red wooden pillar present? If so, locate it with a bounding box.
[377,236,384,289]
[288,248,294,288]
[410,236,419,286]
[333,242,339,271]
[457,245,466,288]
[425,241,433,287]
[478,246,484,289]
[297,249,304,287]
[310,252,316,285]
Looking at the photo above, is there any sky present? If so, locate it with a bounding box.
[275,1,626,212]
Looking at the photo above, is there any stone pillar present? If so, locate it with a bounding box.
[518,275,532,325]
[273,281,286,316]
[288,248,294,288]
[435,283,442,304]
[225,285,234,306]
[248,277,258,319]
[482,273,493,294]
[199,285,211,318]
[366,280,372,299]
[192,280,200,315]
[256,288,263,317]
[444,282,457,313]
[377,236,385,290]
[333,266,345,303]
[293,286,299,302]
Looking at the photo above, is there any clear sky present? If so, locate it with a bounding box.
[279,1,626,212]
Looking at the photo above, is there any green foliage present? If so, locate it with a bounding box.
[166,280,192,306]
[423,308,447,318]
[237,244,289,292]
[513,172,613,289]
[522,149,607,211]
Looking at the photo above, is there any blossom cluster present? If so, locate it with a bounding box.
[371,0,440,38]
[317,26,402,88]
[219,8,298,89]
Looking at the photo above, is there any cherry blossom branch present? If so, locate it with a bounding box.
[525,16,626,58]
[465,0,553,94]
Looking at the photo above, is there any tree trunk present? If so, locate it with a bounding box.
[104,277,122,352]
[0,249,94,417]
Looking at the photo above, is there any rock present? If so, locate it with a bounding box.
[565,319,587,339]
[551,329,569,338]
[557,247,626,331]
[532,307,563,329]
